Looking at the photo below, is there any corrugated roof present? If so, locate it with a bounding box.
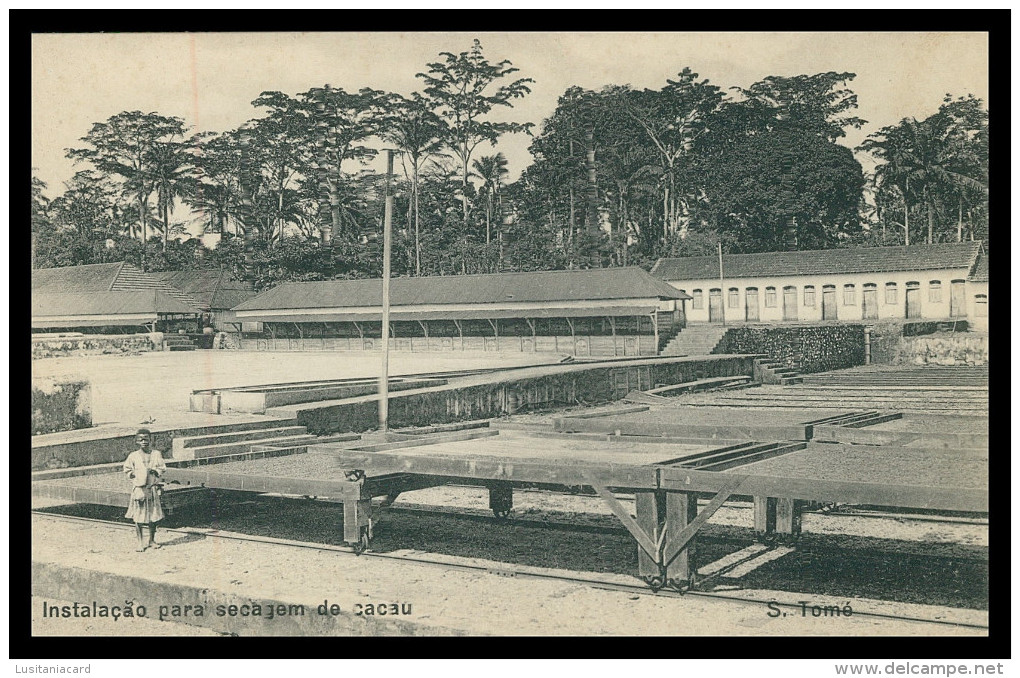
[650,242,983,281]
[32,262,204,308]
[240,306,659,324]
[235,267,689,312]
[32,290,203,318]
[148,270,255,310]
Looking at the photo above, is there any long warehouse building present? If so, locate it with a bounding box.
[230,267,691,356]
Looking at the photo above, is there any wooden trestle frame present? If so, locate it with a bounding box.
[159,428,989,592]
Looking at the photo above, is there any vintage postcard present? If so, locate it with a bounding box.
[28,29,991,659]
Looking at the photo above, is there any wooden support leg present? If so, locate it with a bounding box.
[488,481,513,518]
[754,496,777,541]
[661,477,745,591]
[665,492,699,587]
[634,490,664,584]
[343,499,372,554]
[588,479,661,587]
[774,497,802,543]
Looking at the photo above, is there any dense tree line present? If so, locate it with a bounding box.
[31,39,988,290]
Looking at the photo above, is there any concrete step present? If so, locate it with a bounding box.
[780,377,804,385]
[172,426,309,457]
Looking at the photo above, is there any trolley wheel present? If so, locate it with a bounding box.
[492,509,512,519]
[352,529,370,555]
[642,575,666,592]
[666,576,695,594]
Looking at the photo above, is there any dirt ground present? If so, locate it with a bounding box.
[31,513,987,636]
[32,350,559,426]
[35,482,989,612]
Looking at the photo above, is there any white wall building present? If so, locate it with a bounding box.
[651,242,987,328]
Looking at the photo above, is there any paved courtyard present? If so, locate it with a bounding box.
[32,350,560,428]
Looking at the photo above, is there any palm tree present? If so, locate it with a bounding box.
[860,114,987,245]
[381,94,448,276]
[187,130,247,238]
[189,182,236,236]
[471,152,509,247]
[149,140,193,250]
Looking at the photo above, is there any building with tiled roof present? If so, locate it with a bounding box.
[147,269,255,330]
[231,267,691,356]
[965,250,988,331]
[32,262,203,333]
[651,242,987,327]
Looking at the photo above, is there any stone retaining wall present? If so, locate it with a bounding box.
[713,325,865,373]
[297,356,755,434]
[892,334,988,366]
[32,334,158,360]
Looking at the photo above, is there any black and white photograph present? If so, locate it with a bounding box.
[25,28,996,657]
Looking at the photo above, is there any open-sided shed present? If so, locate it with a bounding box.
[230,267,691,356]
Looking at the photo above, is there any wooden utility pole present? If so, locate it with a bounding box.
[379,150,394,431]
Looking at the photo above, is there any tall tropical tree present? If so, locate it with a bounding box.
[66,111,189,268]
[859,106,987,244]
[418,39,534,228]
[381,93,449,275]
[189,130,247,237]
[150,139,194,249]
[618,68,723,237]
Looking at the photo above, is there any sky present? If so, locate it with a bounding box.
[32,31,989,200]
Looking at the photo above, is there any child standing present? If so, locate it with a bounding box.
[123,428,167,552]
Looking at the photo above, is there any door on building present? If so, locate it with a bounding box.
[745,288,760,321]
[708,289,723,323]
[950,280,966,317]
[822,285,838,320]
[782,286,798,321]
[862,284,878,319]
[905,282,922,319]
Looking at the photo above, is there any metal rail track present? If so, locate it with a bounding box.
[371,504,989,565]
[456,486,991,526]
[31,510,989,632]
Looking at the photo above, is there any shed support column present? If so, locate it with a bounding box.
[652,312,659,355]
[608,316,617,356]
[417,320,429,352]
[453,319,463,350]
[525,318,536,351]
[487,318,499,351]
[566,317,575,355]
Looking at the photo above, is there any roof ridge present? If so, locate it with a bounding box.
[32,261,125,273]
[656,241,981,263]
[268,266,648,287]
[110,261,127,291]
